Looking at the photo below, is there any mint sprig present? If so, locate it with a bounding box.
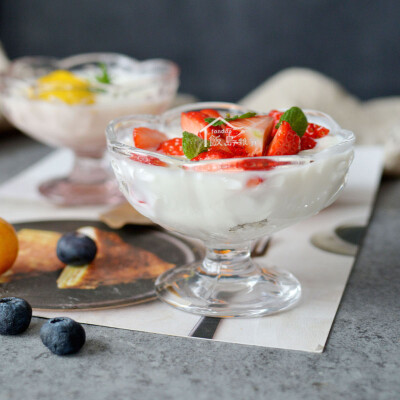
[275,106,308,137]
[182,131,210,159]
[204,111,257,127]
[96,63,111,84]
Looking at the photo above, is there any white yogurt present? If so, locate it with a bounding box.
[111,129,353,246]
[1,68,176,157]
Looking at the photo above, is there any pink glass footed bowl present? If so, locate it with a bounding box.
[0,53,179,205]
[106,102,355,317]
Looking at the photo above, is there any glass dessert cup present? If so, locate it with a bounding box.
[106,102,355,317]
[0,53,179,205]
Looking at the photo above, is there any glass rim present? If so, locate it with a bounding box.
[106,101,355,168]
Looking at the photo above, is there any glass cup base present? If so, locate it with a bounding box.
[155,261,301,318]
[39,176,124,206]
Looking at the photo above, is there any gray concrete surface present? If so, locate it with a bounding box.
[0,131,399,400]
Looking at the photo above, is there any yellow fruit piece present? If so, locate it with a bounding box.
[33,70,95,105]
[0,218,19,275]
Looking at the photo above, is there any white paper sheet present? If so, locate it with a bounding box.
[0,146,383,352]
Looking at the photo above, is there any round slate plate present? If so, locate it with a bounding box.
[0,220,203,310]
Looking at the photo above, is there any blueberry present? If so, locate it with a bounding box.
[56,232,97,266]
[0,297,32,335]
[40,317,86,355]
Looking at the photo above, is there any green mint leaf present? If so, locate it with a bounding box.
[204,117,225,126]
[227,112,257,121]
[182,131,209,159]
[275,106,308,137]
[204,112,257,126]
[96,63,111,84]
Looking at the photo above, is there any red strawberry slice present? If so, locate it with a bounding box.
[227,115,274,157]
[157,138,184,156]
[133,127,168,150]
[191,148,232,161]
[200,109,221,118]
[300,136,317,150]
[181,111,208,134]
[130,153,166,166]
[266,121,300,156]
[305,123,329,139]
[246,176,264,187]
[181,109,222,135]
[268,109,284,137]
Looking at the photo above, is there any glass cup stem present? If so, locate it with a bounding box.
[38,150,124,206]
[202,244,255,276]
[155,240,301,318]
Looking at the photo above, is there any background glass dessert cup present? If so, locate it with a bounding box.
[0,53,179,205]
[106,102,355,317]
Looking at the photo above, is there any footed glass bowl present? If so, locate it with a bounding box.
[0,53,179,205]
[106,102,355,317]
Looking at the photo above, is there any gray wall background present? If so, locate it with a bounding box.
[1,0,399,102]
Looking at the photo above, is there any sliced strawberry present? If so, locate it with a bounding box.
[200,109,221,118]
[133,127,168,150]
[268,109,284,137]
[233,159,285,170]
[181,111,208,134]
[267,121,300,156]
[300,136,317,151]
[305,123,329,139]
[191,148,232,161]
[157,138,184,156]
[227,116,274,157]
[130,153,166,166]
[246,176,264,187]
[181,109,223,135]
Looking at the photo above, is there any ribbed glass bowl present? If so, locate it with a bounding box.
[106,102,355,317]
[0,53,179,205]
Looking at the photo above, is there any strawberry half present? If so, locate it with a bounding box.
[133,127,168,150]
[268,109,284,137]
[227,115,274,157]
[181,109,222,135]
[157,138,184,156]
[266,121,300,156]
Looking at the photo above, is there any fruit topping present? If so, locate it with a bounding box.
[0,297,32,335]
[228,115,274,157]
[267,121,301,156]
[191,148,232,161]
[181,109,222,135]
[32,70,95,105]
[275,106,308,137]
[300,135,317,150]
[133,127,168,150]
[246,176,265,187]
[130,153,167,166]
[130,106,331,166]
[157,138,184,156]
[268,109,284,137]
[56,232,97,266]
[40,317,86,355]
[305,123,330,139]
